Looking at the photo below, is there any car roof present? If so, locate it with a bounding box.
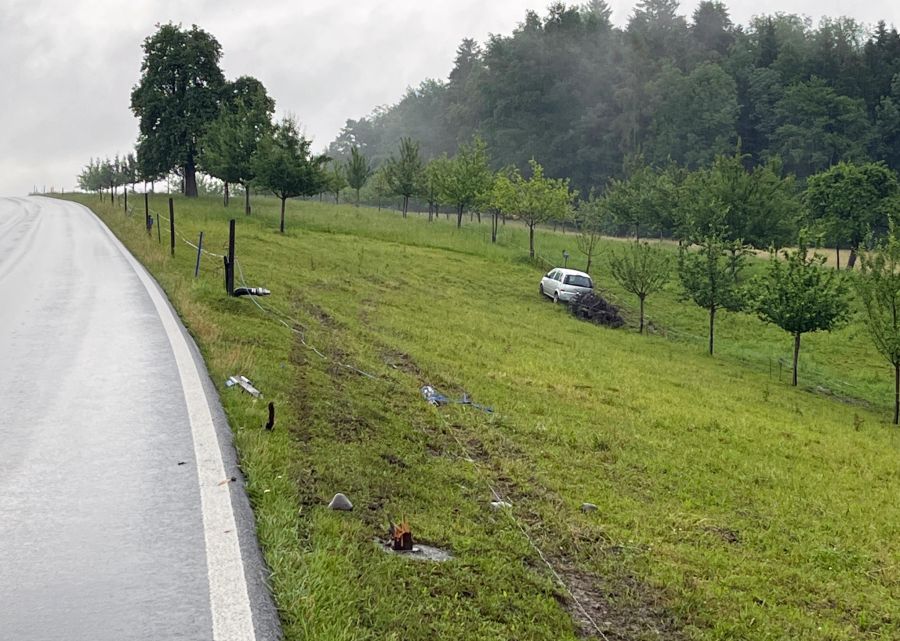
[552,268,592,278]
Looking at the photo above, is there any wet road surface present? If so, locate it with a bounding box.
[0,197,278,640]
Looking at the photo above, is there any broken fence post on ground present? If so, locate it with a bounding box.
[224,219,236,296]
[168,198,175,257]
[194,231,204,278]
[225,375,261,398]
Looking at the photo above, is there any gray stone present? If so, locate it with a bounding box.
[328,493,353,511]
[581,502,598,513]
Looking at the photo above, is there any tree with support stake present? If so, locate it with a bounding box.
[857,232,900,423]
[752,241,850,386]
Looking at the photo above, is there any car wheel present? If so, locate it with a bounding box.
[539,284,545,297]
[553,291,560,304]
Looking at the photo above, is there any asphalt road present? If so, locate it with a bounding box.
[0,197,280,640]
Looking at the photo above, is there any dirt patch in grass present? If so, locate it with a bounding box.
[555,561,683,641]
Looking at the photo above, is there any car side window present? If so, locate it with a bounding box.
[547,270,557,280]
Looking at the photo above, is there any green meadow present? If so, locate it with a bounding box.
[65,193,900,640]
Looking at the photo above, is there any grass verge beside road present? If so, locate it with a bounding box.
[65,193,900,640]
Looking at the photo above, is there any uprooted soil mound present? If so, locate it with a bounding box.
[569,291,625,328]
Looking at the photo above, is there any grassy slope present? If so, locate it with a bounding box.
[66,193,899,640]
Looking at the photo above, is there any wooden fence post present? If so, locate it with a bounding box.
[156,214,161,244]
[144,192,150,234]
[225,219,236,296]
[168,198,175,257]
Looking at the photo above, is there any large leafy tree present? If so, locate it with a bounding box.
[805,161,899,268]
[679,151,799,247]
[252,117,329,233]
[771,78,872,178]
[753,243,851,386]
[131,23,225,198]
[199,76,275,213]
[858,232,900,423]
[647,62,739,167]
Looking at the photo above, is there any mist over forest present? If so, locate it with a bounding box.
[327,0,900,193]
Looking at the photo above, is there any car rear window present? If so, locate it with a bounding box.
[564,275,592,288]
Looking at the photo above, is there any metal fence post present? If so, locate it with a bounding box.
[194,232,204,278]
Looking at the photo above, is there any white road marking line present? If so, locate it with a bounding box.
[77,201,257,641]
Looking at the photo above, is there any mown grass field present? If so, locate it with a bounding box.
[64,192,900,640]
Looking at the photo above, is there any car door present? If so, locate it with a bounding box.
[542,270,556,296]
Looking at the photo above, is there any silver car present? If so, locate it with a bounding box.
[539,268,593,303]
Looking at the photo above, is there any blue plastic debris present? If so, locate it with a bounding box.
[420,385,493,413]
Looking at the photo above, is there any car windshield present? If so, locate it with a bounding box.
[564,275,592,288]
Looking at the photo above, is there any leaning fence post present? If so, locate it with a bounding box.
[225,219,236,296]
[168,197,175,257]
[156,214,161,244]
[194,231,204,278]
[144,193,149,234]
[124,189,128,213]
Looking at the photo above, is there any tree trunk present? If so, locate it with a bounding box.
[835,245,841,270]
[356,187,361,207]
[335,191,340,205]
[894,362,899,425]
[476,211,481,223]
[183,161,198,198]
[847,247,858,269]
[245,185,251,216]
[428,202,434,222]
[457,205,463,228]
[792,333,801,386]
[635,222,640,242]
[280,197,286,233]
[402,195,409,218]
[639,295,645,334]
[708,306,716,355]
[586,256,592,274]
[491,211,498,243]
[224,182,229,207]
[529,223,535,259]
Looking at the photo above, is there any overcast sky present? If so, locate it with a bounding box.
[1,0,898,196]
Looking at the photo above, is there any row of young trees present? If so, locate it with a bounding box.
[607,234,900,424]
[77,154,138,199]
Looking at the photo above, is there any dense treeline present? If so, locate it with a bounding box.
[328,1,900,191]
